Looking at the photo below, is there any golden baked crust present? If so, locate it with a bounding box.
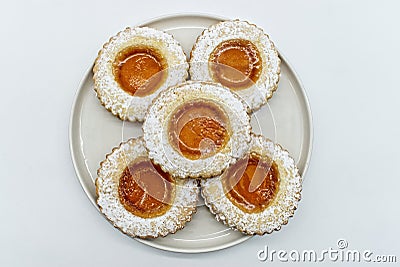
[200,133,302,235]
[96,137,198,238]
[93,27,188,122]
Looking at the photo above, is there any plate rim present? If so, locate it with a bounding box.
[69,12,313,254]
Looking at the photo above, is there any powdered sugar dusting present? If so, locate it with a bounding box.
[189,20,280,112]
[200,133,302,235]
[93,27,188,122]
[143,81,252,179]
[96,137,199,238]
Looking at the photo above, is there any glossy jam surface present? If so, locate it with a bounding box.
[209,39,262,90]
[118,158,174,218]
[169,100,230,160]
[222,154,280,213]
[113,46,167,97]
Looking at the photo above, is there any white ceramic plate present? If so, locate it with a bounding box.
[69,14,313,253]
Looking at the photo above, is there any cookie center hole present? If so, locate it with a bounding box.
[118,158,175,218]
[209,39,262,90]
[223,154,280,213]
[169,100,231,160]
[113,46,167,97]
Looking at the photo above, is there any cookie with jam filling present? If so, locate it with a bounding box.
[96,137,198,238]
[201,133,302,235]
[190,20,280,111]
[143,81,251,179]
[94,27,188,122]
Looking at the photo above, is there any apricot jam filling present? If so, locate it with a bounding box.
[222,153,280,213]
[118,158,175,218]
[209,39,262,90]
[113,46,167,97]
[168,100,230,160]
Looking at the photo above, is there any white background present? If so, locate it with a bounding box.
[1,0,400,266]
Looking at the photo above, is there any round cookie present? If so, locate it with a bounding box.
[94,27,188,121]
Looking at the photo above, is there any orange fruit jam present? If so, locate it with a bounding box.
[209,39,262,90]
[113,46,167,97]
[118,158,175,218]
[168,100,230,160]
[222,154,280,213]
